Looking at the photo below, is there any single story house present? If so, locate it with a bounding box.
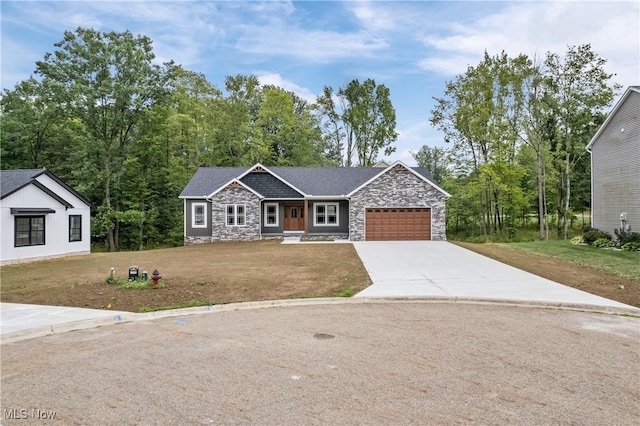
[180,160,450,243]
[586,86,640,234]
[0,169,92,265]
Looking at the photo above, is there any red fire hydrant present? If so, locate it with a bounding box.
[151,269,162,288]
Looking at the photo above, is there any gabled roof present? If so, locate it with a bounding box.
[586,86,640,151]
[0,169,92,207]
[180,161,449,199]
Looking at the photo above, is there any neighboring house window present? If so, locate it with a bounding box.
[226,204,246,226]
[192,203,207,228]
[264,203,279,227]
[314,203,339,226]
[15,216,45,247]
[69,215,82,242]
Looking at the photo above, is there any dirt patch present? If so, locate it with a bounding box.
[453,241,640,308]
[0,241,371,312]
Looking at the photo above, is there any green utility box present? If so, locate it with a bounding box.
[128,265,139,281]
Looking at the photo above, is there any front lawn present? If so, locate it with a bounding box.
[507,240,640,282]
[0,241,372,312]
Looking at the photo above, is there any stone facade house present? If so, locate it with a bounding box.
[180,161,450,243]
[586,86,640,234]
[1,169,92,265]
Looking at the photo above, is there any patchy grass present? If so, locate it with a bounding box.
[138,299,216,313]
[0,240,371,312]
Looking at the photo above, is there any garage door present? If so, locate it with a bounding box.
[365,208,431,241]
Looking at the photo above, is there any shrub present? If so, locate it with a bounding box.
[592,238,615,248]
[570,236,584,245]
[621,242,640,252]
[614,229,640,247]
[583,229,611,245]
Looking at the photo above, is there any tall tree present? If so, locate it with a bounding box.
[34,27,174,251]
[315,78,397,166]
[544,44,620,239]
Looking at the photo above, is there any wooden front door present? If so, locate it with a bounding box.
[284,205,305,231]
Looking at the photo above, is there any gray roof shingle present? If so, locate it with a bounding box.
[1,169,46,199]
[180,165,437,198]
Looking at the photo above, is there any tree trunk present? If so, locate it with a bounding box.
[563,151,571,240]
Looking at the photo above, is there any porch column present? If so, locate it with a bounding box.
[304,199,309,234]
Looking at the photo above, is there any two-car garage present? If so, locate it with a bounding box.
[365,208,431,241]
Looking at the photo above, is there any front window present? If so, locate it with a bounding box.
[314,203,339,226]
[69,215,82,242]
[226,204,246,226]
[192,203,207,228]
[15,216,45,247]
[264,203,279,227]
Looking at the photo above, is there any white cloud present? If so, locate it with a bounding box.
[348,0,396,31]
[236,27,388,62]
[418,1,639,88]
[256,72,317,103]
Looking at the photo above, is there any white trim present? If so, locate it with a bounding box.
[586,86,640,151]
[314,202,339,227]
[179,195,207,199]
[225,204,246,227]
[183,199,186,238]
[264,202,279,227]
[191,202,208,228]
[236,163,308,197]
[207,179,263,199]
[346,160,451,198]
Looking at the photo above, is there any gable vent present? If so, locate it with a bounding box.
[392,164,408,172]
[227,181,243,189]
[252,166,267,173]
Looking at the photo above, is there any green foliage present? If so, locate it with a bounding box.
[104,276,164,289]
[591,238,615,249]
[614,229,640,247]
[315,79,397,166]
[570,236,584,245]
[583,229,611,245]
[621,242,640,252]
[412,145,450,184]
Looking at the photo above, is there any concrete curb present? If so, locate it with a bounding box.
[2,297,639,344]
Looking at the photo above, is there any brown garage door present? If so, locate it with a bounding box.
[365,208,431,241]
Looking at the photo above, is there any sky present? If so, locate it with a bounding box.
[1,0,638,165]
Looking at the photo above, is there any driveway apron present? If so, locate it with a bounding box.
[353,241,636,310]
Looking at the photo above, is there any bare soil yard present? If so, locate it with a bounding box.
[454,241,640,308]
[1,241,371,312]
[2,240,638,312]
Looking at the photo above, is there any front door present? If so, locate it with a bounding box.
[284,205,304,231]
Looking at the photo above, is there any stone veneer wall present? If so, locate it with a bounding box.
[210,186,261,241]
[349,168,448,241]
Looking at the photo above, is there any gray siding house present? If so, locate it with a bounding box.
[180,161,450,243]
[586,86,640,234]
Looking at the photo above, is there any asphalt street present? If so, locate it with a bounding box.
[1,302,638,425]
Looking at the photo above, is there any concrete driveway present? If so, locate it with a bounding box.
[353,241,636,310]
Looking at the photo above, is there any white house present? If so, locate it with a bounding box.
[1,169,92,265]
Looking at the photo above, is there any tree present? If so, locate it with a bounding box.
[543,44,620,239]
[315,78,398,166]
[430,51,527,235]
[34,27,174,251]
[411,145,450,184]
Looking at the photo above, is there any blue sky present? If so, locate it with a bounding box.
[2,0,638,165]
